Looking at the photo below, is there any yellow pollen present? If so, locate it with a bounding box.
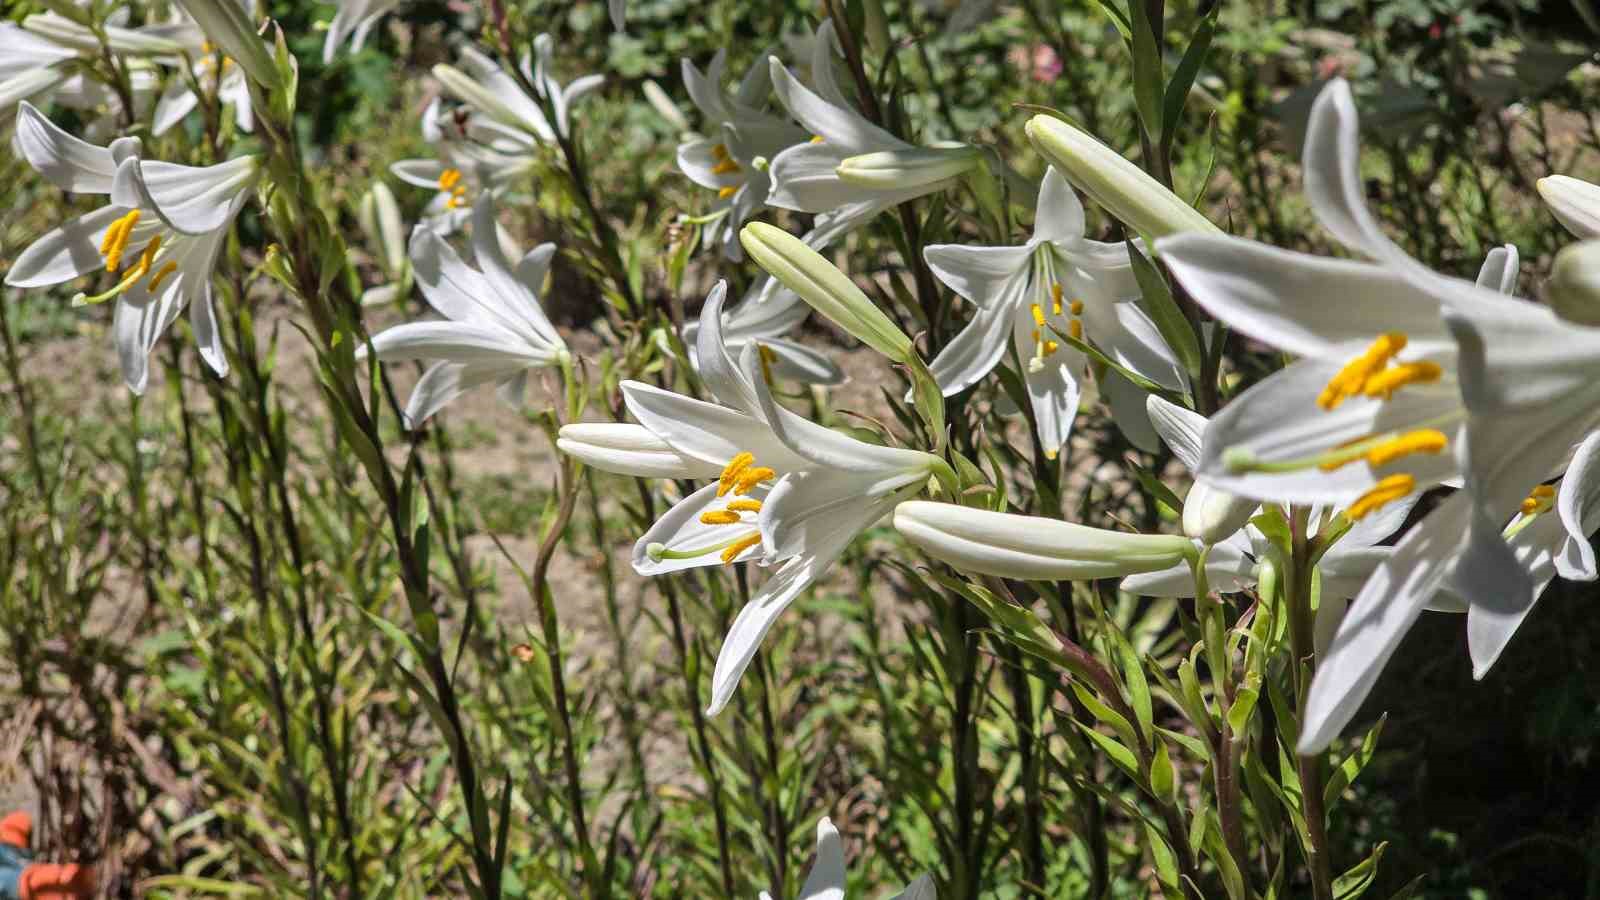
[733,466,776,495]
[438,168,462,191]
[1051,282,1063,306]
[1069,299,1084,316]
[757,343,778,386]
[717,452,755,497]
[102,210,141,273]
[1360,361,1444,400]
[710,143,729,161]
[1042,340,1059,355]
[1520,483,1557,516]
[710,158,741,175]
[1363,428,1449,468]
[1347,474,1416,520]
[146,260,178,292]
[718,186,737,199]
[720,532,763,565]
[1318,332,1408,410]
[134,235,162,277]
[1030,303,1046,327]
[810,134,824,143]
[1068,319,1083,341]
[726,499,763,513]
[699,509,742,525]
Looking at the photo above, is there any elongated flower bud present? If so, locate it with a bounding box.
[1537,175,1600,239]
[1181,481,1257,545]
[557,422,720,480]
[740,222,914,363]
[171,0,279,88]
[893,501,1196,580]
[836,144,982,190]
[1024,115,1219,239]
[359,182,406,274]
[1546,239,1600,327]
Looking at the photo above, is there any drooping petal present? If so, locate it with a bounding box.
[111,154,255,236]
[365,320,537,364]
[112,273,187,395]
[1556,430,1600,581]
[922,242,1032,308]
[557,422,721,480]
[1146,395,1204,471]
[926,290,1018,397]
[767,54,901,151]
[1461,509,1558,678]
[693,281,761,414]
[401,360,523,428]
[469,194,562,349]
[1299,491,1473,753]
[1012,304,1081,459]
[12,101,118,193]
[5,204,135,287]
[1302,78,1413,268]
[760,468,920,562]
[1157,232,1456,359]
[150,77,200,136]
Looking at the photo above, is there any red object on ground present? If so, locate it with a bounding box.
[0,813,29,850]
[18,862,96,900]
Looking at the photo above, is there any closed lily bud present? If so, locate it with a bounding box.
[740,222,915,363]
[359,181,406,275]
[171,0,279,89]
[1537,175,1600,239]
[836,144,983,190]
[1546,239,1600,327]
[1024,115,1219,239]
[1181,480,1258,545]
[893,501,1197,581]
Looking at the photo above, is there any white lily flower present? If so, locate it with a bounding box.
[1121,397,1413,605]
[322,0,399,64]
[759,816,936,900]
[1163,78,1547,752]
[2,16,166,121]
[556,282,940,714]
[4,102,258,393]
[390,98,532,235]
[678,48,806,260]
[609,0,625,32]
[360,194,567,428]
[922,166,1187,457]
[432,35,603,150]
[893,500,1197,581]
[766,20,975,251]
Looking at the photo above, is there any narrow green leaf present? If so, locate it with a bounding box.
[1127,0,1165,141]
[1160,9,1217,158]
[1324,714,1387,812]
[1127,238,1203,380]
[1150,738,1176,800]
[1075,722,1141,780]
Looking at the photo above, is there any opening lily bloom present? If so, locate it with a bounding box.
[679,278,844,387]
[764,20,976,253]
[3,102,258,394]
[921,166,1188,458]
[391,99,534,235]
[358,194,568,428]
[432,35,603,151]
[557,281,943,715]
[152,25,255,137]
[676,47,806,260]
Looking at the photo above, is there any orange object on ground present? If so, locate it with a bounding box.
[0,814,28,850]
[18,863,95,900]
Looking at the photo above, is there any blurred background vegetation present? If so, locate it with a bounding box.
[1,0,1598,896]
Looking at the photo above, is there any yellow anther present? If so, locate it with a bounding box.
[1363,428,1449,468]
[810,134,824,143]
[134,235,163,278]
[1318,332,1408,410]
[1361,361,1443,400]
[718,185,737,199]
[1042,340,1060,355]
[438,168,462,191]
[102,210,141,273]
[726,499,763,513]
[710,158,741,175]
[699,509,742,525]
[720,531,763,564]
[757,343,777,386]
[147,260,178,292]
[1030,303,1046,327]
[733,466,776,495]
[1051,282,1063,308]
[710,143,729,161]
[1520,483,1557,516]
[1069,299,1084,316]
[1348,474,1416,520]
[717,452,755,497]
[1068,319,1083,341]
